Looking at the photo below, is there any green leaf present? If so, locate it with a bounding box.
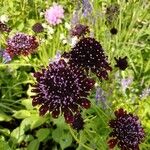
[13,110,31,119]
[25,135,34,142]
[8,1,13,9]
[36,128,50,142]
[21,99,33,110]
[30,116,47,130]
[27,139,39,150]
[53,116,67,129]
[0,140,11,150]
[20,117,33,132]
[20,115,47,131]
[0,112,12,121]
[17,22,24,31]
[10,127,25,143]
[27,19,36,26]
[0,128,10,136]
[52,128,72,149]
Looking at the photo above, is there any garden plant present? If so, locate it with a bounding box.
[0,0,150,150]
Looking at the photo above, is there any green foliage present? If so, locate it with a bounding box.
[52,127,72,149]
[0,111,12,121]
[0,140,11,150]
[36,128,50,142]
[27,139,40,150]
[13,110,31,119]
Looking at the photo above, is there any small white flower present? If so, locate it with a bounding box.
[140,87,150,99]
[0,15,9,23]
[42,23,48,28]
[42,23,54,34]
[62,39,67,45]
[65,22,71,30]
[111,47,115,52]
[95,82,99,87]
[60,33,65,40]
[40,38,46,43]
[40,12,44,17]
[47,26,54,34]
[70,36,78,47]
[48,35,53,39]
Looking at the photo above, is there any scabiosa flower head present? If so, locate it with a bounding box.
[6,33,39,57]
[71,113,84,131]
[108,108,145,150]
[31,59,95,124]
[63,37,112,80]
[45,3,64,26]
[115,56,128,70]
[0,21,11,33]
[32,23,44,33]
[110,27,118,35]
[70,24,90,38]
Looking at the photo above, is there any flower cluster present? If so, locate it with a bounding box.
[31,59,95,124]
[63,37,112,80]
[6,33,39,57]
[0,21,11,33]
[45,3,64,26]
[108,108,145,150]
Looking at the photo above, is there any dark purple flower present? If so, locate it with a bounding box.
[115,56,128,70]
[70,24,90,38]
[63,37,112,80]
[0,21,11,33]
[71,113,84,131]
[108,108,145,150]
[31,59,95,124]
[6,33,39,57]
[110,27,118,35]
[32,23,44,33]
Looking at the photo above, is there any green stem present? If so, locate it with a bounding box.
[68,126,94,150]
